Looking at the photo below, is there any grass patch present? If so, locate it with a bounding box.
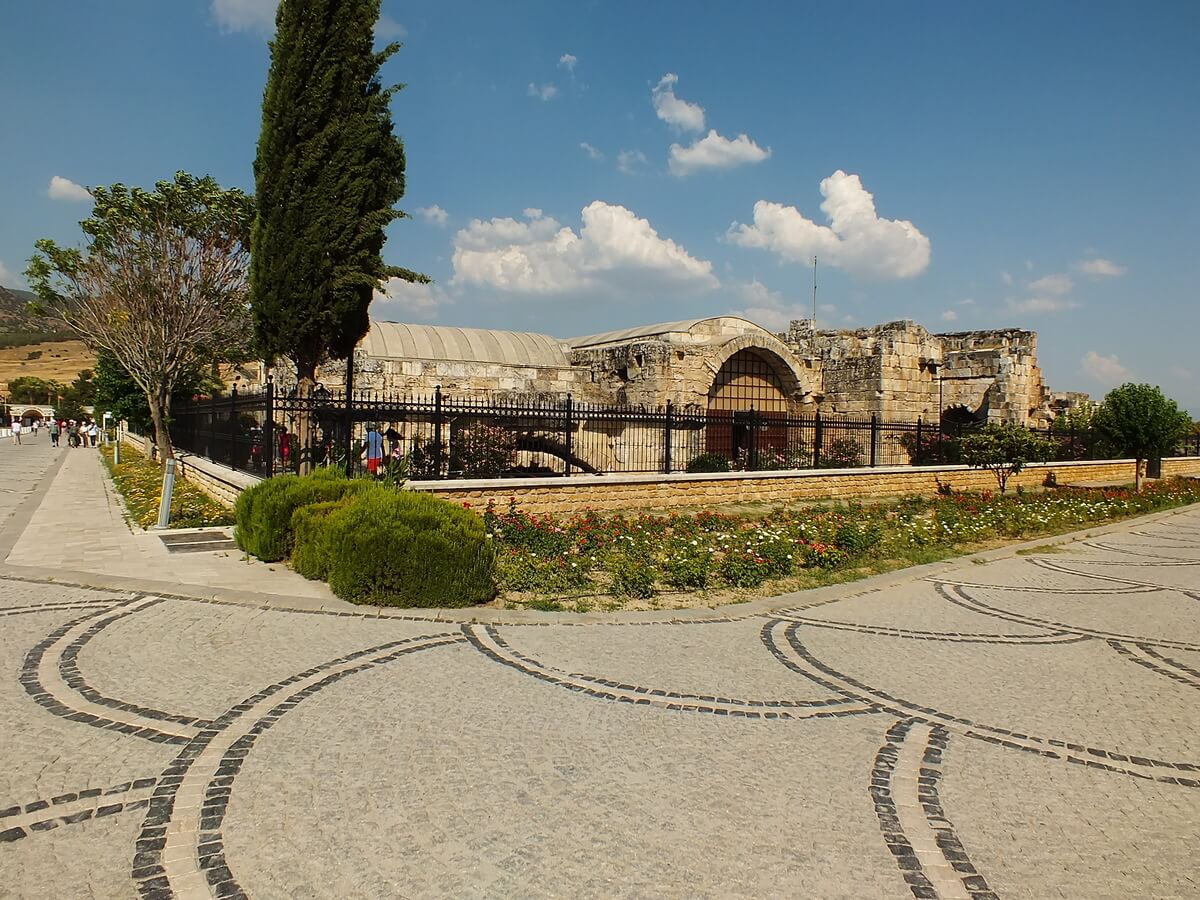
[101,444,234,529]
[1015,544,1068,556]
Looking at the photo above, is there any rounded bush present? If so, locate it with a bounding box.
[299,487,497,607]
[290,499,352,580]
[235,471,370,562]
[686,452,731,474]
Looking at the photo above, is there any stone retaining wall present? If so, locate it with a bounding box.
[411,457,1200,515]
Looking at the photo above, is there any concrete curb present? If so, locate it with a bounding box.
[4,498,1197,626]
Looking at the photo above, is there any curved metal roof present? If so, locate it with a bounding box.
[567,316,770,348]
[362,321,571,368]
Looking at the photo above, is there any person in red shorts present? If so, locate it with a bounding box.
[364,423,385,475]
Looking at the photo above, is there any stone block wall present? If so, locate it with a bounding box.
[408,458,1200,516]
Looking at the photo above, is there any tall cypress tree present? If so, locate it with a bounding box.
[251,0,426,394]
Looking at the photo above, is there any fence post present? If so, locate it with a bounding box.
[1069,423,1076,458]
[663,399,673,475]
[563,395,574,477]
[748,407,759,470]
[229,383,238,470]
[264,376,275,477]
[869,413,878,467]
[813,410,823,468]
[343,355,355,477]
[433,385,443,479]
[208,390,217,462]
[916,417,923,467]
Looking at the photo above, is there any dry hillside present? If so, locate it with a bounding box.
[0,340,97,394]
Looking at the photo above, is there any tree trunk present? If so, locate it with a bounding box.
[295,360,316,476]
[146,387,175,465]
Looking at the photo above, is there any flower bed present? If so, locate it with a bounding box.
[101,444,235,529]
[485,479,1200,612]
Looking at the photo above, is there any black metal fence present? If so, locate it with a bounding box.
[169,382,1200,481]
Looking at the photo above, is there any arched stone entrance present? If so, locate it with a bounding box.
[705,348,795,460]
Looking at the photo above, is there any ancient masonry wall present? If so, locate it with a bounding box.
[414,458,1200,516]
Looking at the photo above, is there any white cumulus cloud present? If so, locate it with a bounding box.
[450,202,718,296]
[1006,296,1081,314]
[416,205,449,226]
[48,176,91,202]
[1082,351,1130,383]
[580,142,604,161]
[1076,257,1126,277]
[528,82,558,101]
[211,0,276,32]
[372,278,449,322]
[376,15,406,40]
[1027,273,1073,296]
[617,149,648,174]
[1169,365,1192,380]
[0,259,16,286]
[668,130,771,176]
[727,170,931,280]
[559,53,577,73]
[941,310,959,322]
[651,73,705,132]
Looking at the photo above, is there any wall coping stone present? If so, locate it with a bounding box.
[408,457,1146,493]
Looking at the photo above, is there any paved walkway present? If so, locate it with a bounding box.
[2,439,1200,898]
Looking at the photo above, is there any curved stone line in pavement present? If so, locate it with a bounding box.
[20,603,200,745]
[0,600,122,617]
[1108,641,1200,691]
[1128,530,1200,545]
[930,577,1158,596]
[765,619,1200,786]
[1080,541,1200,563]
[59,597,216,730]
[1026,557,1200,595]
[938,584,1200,653]
[869,718,998,900]
[132,632,463,900]
[774,613,1089,645]
[464,623,873,720]
[0,776,159,844]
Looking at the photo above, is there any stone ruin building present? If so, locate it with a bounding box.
[246,315,1086,474]
[276,315,1077,427]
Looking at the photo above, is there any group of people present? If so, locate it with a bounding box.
[8,418,99,447]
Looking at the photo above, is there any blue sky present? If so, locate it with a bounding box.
[1,1,1197,412]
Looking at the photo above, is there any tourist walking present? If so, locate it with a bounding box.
[11,420,22,445]
[48,419,60,447]
[31,419,40,439]
[363,424,385,475]
[88,421,98,447]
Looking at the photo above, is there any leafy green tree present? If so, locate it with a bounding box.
[251,0,427,464]
[1092,384,1192,490]
[959,423,1055,494]
[7,376,57,404]
[93,351,222,437]
[26,172,253,463]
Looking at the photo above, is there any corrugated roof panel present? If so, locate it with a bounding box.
[362,321,570,367]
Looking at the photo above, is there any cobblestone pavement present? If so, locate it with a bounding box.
[2,437,1200,898]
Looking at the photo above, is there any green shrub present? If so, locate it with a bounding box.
[834,521,881,555]
[302,488,497,607]
[686,452,731,473]
[608,557,658,599]
[290,499,352,580]
[235,471,369,561]
[662,549,714,590]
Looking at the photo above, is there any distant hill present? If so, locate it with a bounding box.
[0,284,76,349]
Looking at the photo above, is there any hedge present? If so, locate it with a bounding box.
[234,468,370,562]
[292,486,497,607]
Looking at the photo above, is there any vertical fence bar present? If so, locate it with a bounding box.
[264,376,275,477]
[813,410,823,468]
[915,416,923,467]
[229,384,238,470]
[748,407,759,470]
[869,413,878,467]
[663,400,673,474]
[433,385,443,478]
[563,394,574,477]
[343,356,355,477]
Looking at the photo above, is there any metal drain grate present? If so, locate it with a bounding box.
[159,531,238,553]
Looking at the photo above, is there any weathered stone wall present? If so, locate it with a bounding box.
[410,458,1200,516]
